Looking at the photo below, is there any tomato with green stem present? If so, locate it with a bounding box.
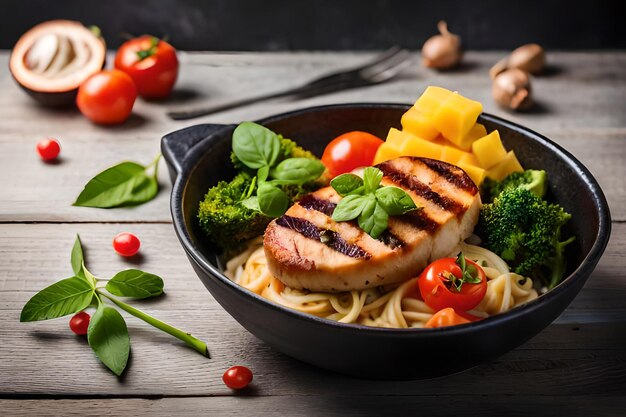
[321,131,384,177]
[115,35,178,99]
[418,253,487,312]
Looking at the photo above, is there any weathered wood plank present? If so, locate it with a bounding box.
[1,396,625,417]
[0,52,624,222]
[1,223,625,397]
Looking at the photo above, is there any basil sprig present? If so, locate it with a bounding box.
[446,252,483,292]
[73,154,161,208]
[232,122,325,218]
[20,235,208,376]
[330,167,418,239]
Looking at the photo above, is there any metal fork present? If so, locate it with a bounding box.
[167,47,412,120]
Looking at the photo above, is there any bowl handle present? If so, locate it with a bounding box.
[161,124,230,182]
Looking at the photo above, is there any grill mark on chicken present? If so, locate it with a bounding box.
[377,161,464,215]
[396,208,439,233]
[418,158,478,194]
[298,194,405,249]
[276,215,371,260]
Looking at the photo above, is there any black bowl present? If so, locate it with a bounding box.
[161,103,611,380]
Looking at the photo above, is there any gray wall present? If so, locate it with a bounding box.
[3,0,625,50]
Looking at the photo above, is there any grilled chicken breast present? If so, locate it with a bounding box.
[263,157,481,292]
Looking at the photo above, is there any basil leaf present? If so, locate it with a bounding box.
[331,173,364,197]
[375,186,418,216]
[232,122,281,169]
[73,162,158,208]
[241,196,261,212]
[71,234,85,277]
[257,183,289,217]
[363,167,383,193]
[20,277,94,322]
[271,158,325,184]
[105,269,164,299]
[88,304,130,376]
[332,194,367,222]
[257,166,269,183]
[358,199,389,239]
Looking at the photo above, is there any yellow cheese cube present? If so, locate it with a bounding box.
[373,142,401,165]
[458,152,479,166]
[398,134,444,160]
[472,130,508,169]
[487,151,523,181]
[432,92,483,147]
[457,123,488,151]
[385,127,409,148]
[413,86,453,116]
[441,146,471,165]
[458,162,487,186]
[401,107,439,140]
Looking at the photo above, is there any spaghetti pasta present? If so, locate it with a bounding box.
[225,239,539,329]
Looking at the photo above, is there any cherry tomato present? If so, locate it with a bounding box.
[77,70,137,125]
[223,366,253,389]
[36,138,61,161]
[69,311,90,335]
[113,232,141,257]
[418,256,487,312]
[424,308,470,328]
[321,131,384,177]
[115,35,179,99]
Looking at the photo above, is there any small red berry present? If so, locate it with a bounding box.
[113,232,141,257]
[69,311,90,335]
[223,366,253,389]
[36,138,61,161]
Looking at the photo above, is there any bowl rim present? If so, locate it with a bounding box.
[169,102,612,336]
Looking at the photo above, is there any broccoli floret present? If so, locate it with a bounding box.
[199,136,325,253]
[230,134,318,172]
[478,187,575,289]
[198,172,271,253]
[481,169,547,203]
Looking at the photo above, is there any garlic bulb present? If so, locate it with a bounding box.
[422,21,462,70]
[492,68,533,111]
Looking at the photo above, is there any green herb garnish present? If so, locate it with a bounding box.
[20,235,208,376]
[73,154,161,208]
[232,122,325,218]
[330,167,418,239]
[444,252,482,292]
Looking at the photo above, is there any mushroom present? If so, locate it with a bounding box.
[422,21,463,70]
[492,68,533,111]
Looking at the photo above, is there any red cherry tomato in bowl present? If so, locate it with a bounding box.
[223,366,253,389]
[113,232,141,257]
[77,70,137,125]
[115,35,179,99]
[321,131,384,177]
[69,311,90,335]
[418,254,487,312]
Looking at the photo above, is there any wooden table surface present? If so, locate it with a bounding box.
[1,51,625,416]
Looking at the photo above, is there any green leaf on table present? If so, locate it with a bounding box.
[330,173,363,196]
[73,162,158,208]
[20,277,95,322]
[88,303,130,376]
[232,122,281,169]
[375,186,418,216]
[257,182,289,218]
[270,158,325,184]
[71,234,84,276]
[106,269,164,299]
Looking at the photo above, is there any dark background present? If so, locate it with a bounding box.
[3,0,625,50]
